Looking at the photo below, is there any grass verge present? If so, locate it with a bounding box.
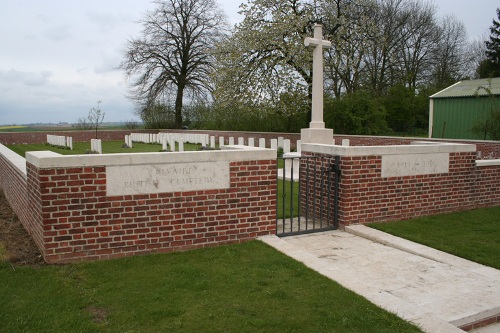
[7,141,202,157]
[369,207,500,269]
[0,241,423,333]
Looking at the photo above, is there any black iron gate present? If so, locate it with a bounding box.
[276,155,341,237]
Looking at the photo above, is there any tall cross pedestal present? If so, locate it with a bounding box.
[301,24,334,145]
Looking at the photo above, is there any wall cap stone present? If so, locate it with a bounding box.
[476,159,500,167]
[26,146,276,169]
[0,144,27,178]
[302,142,476,157]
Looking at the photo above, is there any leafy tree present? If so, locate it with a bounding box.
[139,103,175,129]
[324,91,388,135]
[88,101,105,139]
[213,0,314,108]
[121,0,227,128]
[479,8,500,78]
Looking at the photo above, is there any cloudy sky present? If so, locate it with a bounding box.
[0,0,498,125]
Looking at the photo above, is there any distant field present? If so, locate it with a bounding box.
[0,125,28,131]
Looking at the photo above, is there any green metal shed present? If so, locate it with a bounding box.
[429,78,500,140]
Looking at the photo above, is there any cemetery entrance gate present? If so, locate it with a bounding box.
[276,155,341,237]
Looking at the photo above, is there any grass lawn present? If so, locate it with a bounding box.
[0,241,422,333]
[369,207,500,270]
[7,141,202,158]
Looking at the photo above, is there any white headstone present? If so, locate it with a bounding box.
[238,137,244,145]
[278,137,284,148]
[219,136,225,148]
[259,138,266,148]
[271,139,278,150]
[248,138,255,147]
[229,137,235,145]
[283,139,290,153]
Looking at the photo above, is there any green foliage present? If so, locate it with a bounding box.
[0,242,423,332]
[383,85,429,134]
[191,98,308,133]
[481,8,500,78]
[324,91,389,135]
[140,103,175,129]
[370,206,500,270]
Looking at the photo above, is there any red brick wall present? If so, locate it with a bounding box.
[27,159,276,264]
[299,148,499,226]
[474,165,500,207]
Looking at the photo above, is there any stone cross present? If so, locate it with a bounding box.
[304,24,331,129]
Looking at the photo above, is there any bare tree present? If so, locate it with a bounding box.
[88,100,105,139]
[430,15,471,89]
[121,0,227,129]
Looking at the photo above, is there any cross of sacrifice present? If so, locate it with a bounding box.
[304,24,331,129]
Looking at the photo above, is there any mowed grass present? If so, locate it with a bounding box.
[369,207,500,269]
[0,241,423,333]
[7,141,202,158]
[277,179,300,219]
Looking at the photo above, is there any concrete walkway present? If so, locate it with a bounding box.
[260,225,500,333]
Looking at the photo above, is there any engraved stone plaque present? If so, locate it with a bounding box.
[381,153,449,178]
[106,161,230,196]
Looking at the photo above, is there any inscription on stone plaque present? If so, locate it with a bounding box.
[381,153,449,178]
[106,161,230,196]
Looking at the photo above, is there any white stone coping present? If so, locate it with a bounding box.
[0,143,27,178]
[302,142,476,157]
[282,152,301,158]
[476,159,500,167]
[26,145,277,169]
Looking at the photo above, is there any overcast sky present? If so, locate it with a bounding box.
[0,0,498,125]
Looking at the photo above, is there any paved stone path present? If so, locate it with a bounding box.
[260,225,500,333]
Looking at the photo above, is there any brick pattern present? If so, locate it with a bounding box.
[474,165,500,207]
[27,160,276,263]
[300,151,499,226]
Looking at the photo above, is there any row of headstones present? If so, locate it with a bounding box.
[126,133,301,153]
[47,135,73,150]
[128,133,209,147]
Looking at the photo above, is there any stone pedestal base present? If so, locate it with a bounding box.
[301,128,334,145]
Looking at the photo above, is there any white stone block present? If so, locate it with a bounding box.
[278,137,284,148]
[259,138,266,148]
[342,139,350,147]
[248,138,255,147]
[229,137,235,145]
[238,137,244,145]
[283,139,290,153]
[219,136,225,147]
[210,136,216,148]
[179,139,184,152]
[271,139,278,150]
[296,140,302,154]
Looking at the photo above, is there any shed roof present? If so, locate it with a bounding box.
[430,77,500,99]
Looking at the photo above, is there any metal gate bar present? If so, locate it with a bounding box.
[276,155,340,237]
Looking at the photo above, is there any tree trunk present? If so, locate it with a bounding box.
[174,84,184,129]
